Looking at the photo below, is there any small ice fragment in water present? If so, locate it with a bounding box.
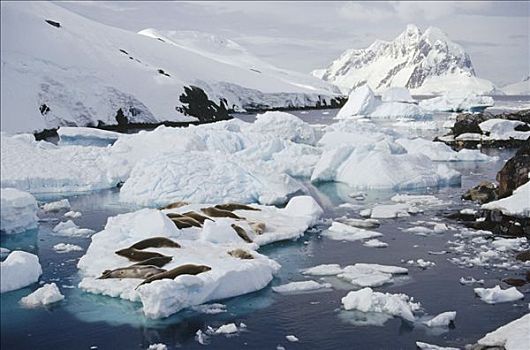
[147,344,167,350]
[42,199,71,212]
[286,335,299,342]
[423,311,456,327]
[20,283,64,307]
[459,277,484,285]
[53,243,83,253]
[64,210,82,218]
[273,281,332,294]
[215,323,238,334]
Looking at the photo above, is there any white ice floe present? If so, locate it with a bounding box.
[0,188,38,234]
[419,92,494,112]
[52,220,95,237]
[363,239,388,248]
[482,182,530,218]
[302,264,343,276]
[147,344,167,350]
[396,138,494,162]
[215,323,239,335]
[19,283,64,307]
[286,335,299,342]
[78,196,321,318]
[272,281,332,294]
[336,218,380,229]
[476,313,530,350]
[479,119,530,141]
[195,330,209,345]
[322,222,383,242]
[459,277,484,285]
[423,311,456,327]
[407,259,435,269]
[64,211,82,219]
[341,287,421,322]
[474,285,524,304]
[370,204,412,219]
[391,194,447,207]
[41,199,71,212]
[415,341,459,350]
[369,102,428,120]
[247,111,319,145]
[53,243,83,253]
[0,251,42,293]
[335,85,376,119]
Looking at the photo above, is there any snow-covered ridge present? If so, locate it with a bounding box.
[313,24,497,95]
[0,2,340,133]
[502,76,530,96]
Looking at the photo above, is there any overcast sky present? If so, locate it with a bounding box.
[57,1,529,86]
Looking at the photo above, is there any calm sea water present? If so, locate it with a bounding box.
[1,98,529,350]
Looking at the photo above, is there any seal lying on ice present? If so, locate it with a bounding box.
[168,215,202,229]
[214,203,260,212]
[181,211,214,224]
[129,237,181,250]
[231,224,253,243]
[132,256,173,268]
[98,265,166,279]
[115,248,170,262]
[160,201,189,210]
[201,207,243,219]
[228,248,254,260]
[136,264,212,289]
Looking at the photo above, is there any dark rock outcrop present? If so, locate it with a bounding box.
[462,181,497,203]
[176,86,231,123]
[496,139,530,198]
[515,250,530,262]
[452,113,487,137]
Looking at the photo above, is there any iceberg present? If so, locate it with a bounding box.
[419,92,494,113]
[0,251,42,293]
[476,313,530,350]
[381,87,416,104]
[20,283,65,307]
[474,285,524,304]
[0,188,38,234]
[335,85,376,119]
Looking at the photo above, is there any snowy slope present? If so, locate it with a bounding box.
[502,76,530,95]
[312,24,497,95]
[0,2,340,133]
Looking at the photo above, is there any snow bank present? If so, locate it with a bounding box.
[335,85,376,119]
[381,87,416,104]
[477,313,530,350]
[341,287,420,322]
[419,92,494,112]
[20,283,64,307]
[0,188,38,234]
[272,280,331,294]
[77,196,321,318]
[0,251,42,293]
[479,119,530,141]
[482,182,530,218]
[474,285,524,304]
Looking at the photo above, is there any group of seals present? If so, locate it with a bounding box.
[135,264,211,289]
[115,236,180,262]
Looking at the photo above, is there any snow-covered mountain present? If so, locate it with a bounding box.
[502,76,530,95]
[0,2,340,133]
[312,24,498,95]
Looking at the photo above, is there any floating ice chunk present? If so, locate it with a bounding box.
[341,287,420,322]
[370,204,411,219]
[195,330,209,345]
[491,237,527,252]
[335,85,376,119]
[336,218,380,229]
[64,210,82,219]
[215,323,238,334]
[459,277,484,285]
[0,188,38,234]
[363,239,388,248]
[0,247,10,257]
[353,264,408,275]
[369,102,428,120]
[283,195,324,228]
[338,263,407,288]
[482,182,530,218]
[0,251,42,293]
[476,313,530,350]
[120,151,300,206]
[419,93,494,112]
[286,335,299,342]
[474,285,524,304]
[191,303,227,314]
[42,199,71,212]
[52,220,94,237]
[53,243,83,253]
[391,194,447,207]
[323,222,382,242]
[381,87,416,104]
[397,137,493,162]
[272,281,332,294]
[423,311,456,327]
[407,259,436,269]
[302,264,343,276]
[147,344,167,350]
[415,341,459,350]
[246,112,319,145]
[460,208,477,215]
[20,283,64,307]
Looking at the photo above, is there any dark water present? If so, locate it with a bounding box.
[2,108,529,350]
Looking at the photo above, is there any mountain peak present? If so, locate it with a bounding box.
[312,24,496,95]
